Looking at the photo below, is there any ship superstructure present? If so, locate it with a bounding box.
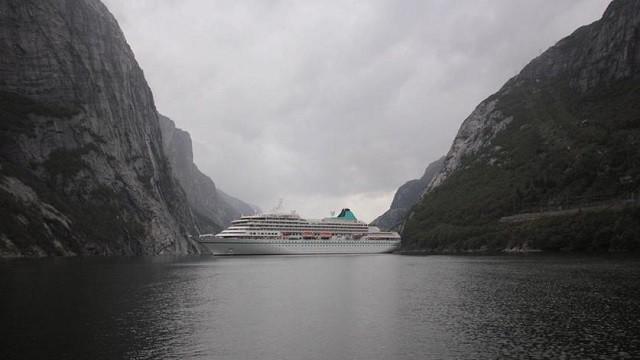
[199,208,400,255]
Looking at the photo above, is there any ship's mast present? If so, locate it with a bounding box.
[271,198,284,214]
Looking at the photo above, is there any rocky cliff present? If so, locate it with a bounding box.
[372,156,444,231]
[158,115,259,233]
[0,0,201,256]
[403,0,640,252]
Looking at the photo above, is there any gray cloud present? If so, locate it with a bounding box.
[103,0,609,221]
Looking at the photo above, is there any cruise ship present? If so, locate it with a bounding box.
[199,208,400,255]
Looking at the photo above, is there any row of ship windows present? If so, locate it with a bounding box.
[225,231,365,235]
[223,236,369,239]
[235,219,306,222]
[234,219,302,222]
[230,228,365,232]
[236,218,302,221]
[238,233,364,235]
[229,225,362,228]
[272,244,387,247]
[233,222,307,225]
[232,224,367,229]
[234,222,363,226]
[234,227,365,231]
[223,236,400,240]
[232,238,396,246]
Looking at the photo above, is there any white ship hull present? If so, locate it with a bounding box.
[201,238,400,255]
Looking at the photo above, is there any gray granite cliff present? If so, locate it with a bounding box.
[159,115,259,233]
[0,0,201,256]
[372,157,444,231]
[428,0,640,193]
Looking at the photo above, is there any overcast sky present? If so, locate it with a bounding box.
[103,0,609,222]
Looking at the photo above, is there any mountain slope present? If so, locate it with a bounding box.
[158,115,259,233]
[403,0,640,252]
[372,156,444,231]
[0,0,200,256]
[217,189,261,220]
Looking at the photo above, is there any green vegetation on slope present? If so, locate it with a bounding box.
[403,78,640,252]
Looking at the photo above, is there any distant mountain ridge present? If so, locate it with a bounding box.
[372,156,444,231]
[402,0,640,252]
[158,115,259,233]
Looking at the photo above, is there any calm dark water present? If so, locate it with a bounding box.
[1,255,639,359]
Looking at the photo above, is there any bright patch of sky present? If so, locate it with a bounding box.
[104,0,609,222]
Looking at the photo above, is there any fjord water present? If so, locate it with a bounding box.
[1,255,639,359]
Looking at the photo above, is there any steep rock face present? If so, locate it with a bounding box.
[0,0,200,256]
[217,189,261,220]
[372,157,444,231]
[428,101,511,190]
[158,115,259,233]
[404,0,640,252]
